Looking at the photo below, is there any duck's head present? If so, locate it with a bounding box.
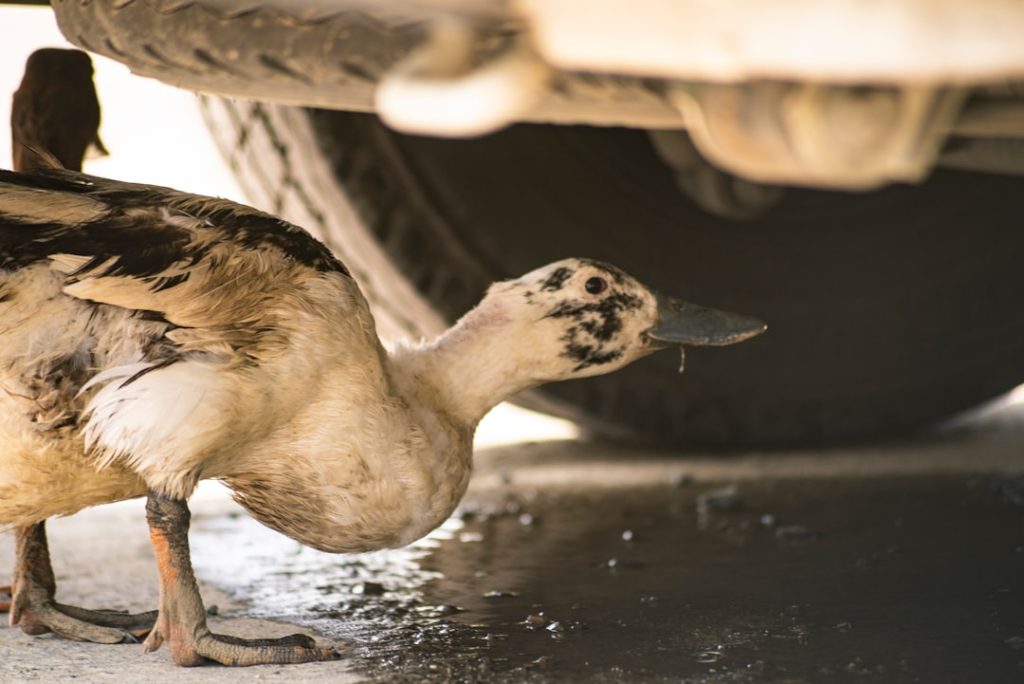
[471,258,766,383]
[409,258,766,427]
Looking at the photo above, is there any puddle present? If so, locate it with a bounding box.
[191,474,1024,682]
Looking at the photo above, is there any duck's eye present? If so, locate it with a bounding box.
[585,277,607,295]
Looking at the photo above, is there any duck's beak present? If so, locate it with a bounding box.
[646,293,767,347]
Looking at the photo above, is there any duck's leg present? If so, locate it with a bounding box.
[142,492,336,666]
[6,521,157,642]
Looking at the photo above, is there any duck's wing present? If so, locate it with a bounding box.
[0,169,367,497]
[0,168,350,328]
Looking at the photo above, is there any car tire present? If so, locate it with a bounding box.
[201,100,1024,448]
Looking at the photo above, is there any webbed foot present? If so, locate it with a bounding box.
[144,623,336,666]
[6,522,157,643]
[14,598,157,643]
[144,493,336,666]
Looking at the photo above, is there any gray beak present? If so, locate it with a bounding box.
[647,294,766,347]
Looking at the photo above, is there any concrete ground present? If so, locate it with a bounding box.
[2,405,1023,682]
[0,489,361,683]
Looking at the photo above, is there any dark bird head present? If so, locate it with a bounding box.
[12,48,106,172]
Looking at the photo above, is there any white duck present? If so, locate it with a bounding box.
[0,168,764,666]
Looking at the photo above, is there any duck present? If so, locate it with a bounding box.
[0,167,765,667]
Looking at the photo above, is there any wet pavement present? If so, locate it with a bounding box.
[3,408,1024,683]
[190,472,1024,683]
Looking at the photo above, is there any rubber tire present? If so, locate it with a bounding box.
[303,112,1024,449]
[50,0,670,128]
[50,0,426,109]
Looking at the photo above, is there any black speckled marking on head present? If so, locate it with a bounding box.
[577,258,629,285]
[0,168,350,279]
[562,333,624,371]
[540,266,573,291]
[546,292,643,340]
[546,291,643,370]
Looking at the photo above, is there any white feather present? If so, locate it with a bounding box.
[82,360,231,495]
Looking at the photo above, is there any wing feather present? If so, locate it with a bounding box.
[0,168,351,330]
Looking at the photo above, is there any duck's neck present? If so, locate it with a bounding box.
[389,303,536,430]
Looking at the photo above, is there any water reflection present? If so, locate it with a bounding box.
[191,475,1024,682]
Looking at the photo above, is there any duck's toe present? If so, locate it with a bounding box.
[144,617,338,666]
[53,603,158,639]
[14,600,155,643]
[12,580,156,643]
[7,522,157,643]
[186,630,339,666]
